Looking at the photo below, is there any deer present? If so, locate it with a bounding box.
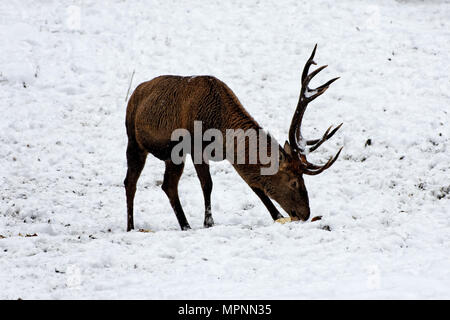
[124,44,343,231]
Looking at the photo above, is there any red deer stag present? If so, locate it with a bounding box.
[124,45,342,231]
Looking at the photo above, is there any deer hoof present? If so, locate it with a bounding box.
[204,216,214,228]
[181,225,191,231]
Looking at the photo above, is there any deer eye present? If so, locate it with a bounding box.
[290,180,298,189]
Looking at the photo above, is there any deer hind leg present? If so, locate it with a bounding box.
[192,161,214,228]
[124,141,147,232]
[161,160,191,230]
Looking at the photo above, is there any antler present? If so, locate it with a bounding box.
[307,122,343,152]
[288,44,343,175]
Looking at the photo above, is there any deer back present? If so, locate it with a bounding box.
[126,75,259,153]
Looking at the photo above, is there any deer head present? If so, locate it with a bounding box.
[268,44,343,221]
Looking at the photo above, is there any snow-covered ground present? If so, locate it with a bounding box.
[1,0,449,299]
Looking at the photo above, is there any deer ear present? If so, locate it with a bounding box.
[279,146,287,163]
[283,141,293,156]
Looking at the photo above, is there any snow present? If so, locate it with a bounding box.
[1,0,449,299]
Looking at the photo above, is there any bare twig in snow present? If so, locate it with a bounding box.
[125,69,135,102]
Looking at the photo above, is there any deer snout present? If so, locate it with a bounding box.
[302,210,311,221]
[291,209,310,221]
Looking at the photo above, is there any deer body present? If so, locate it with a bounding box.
[127,75,259,160]
[125,46,342,231]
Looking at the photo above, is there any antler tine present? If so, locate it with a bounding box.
[307,125,333,146]
[302,65,327,87]
[301,44,318,83]
[307,123,343,152]
[303,147,343,175]
[303,76,339,104]
[314,77,340,91]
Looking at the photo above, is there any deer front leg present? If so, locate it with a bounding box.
[192,161,214,228]
[161,160,191,230]
[251,187,283,221]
